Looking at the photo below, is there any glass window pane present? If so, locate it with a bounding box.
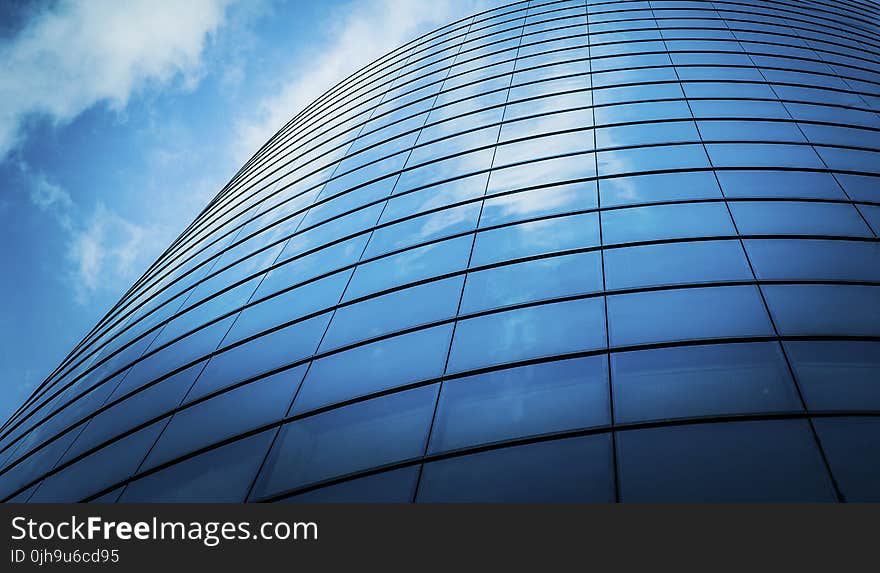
[364,203,480,258]
[60,361,204,465]
[344,236,472,301]
[601,202,735,245]
[29,422,165,502]
[252,385,438,499]
[729,201,873,237]
[141,366,306,470]
[599,171,722,208]
[188,312,332,402]
[119,431,273,502]
[321,277,463,350]
[763,285,880,337]
[608,286,773,347]
[597,144,710,177]
[417,435,615,502]
[430,356,609,453]
[612,342,801,424]
[279,466,420,503]
[293,325,452,415]
[745,239,880,282]
[617,420,836,502]
[486,152,596,195]
[471,212,600,266]
[480,181,598,227]
[785,341,880,411]
[604,239,752,290]
[448,298,607,373]
[717,170,846,200]
[814,418,880,502]
[227,270,351,345]
[461,251,602,313]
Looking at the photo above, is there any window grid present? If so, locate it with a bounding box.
[3,0,879,503]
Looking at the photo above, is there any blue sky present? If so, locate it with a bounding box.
[0,0,491,422]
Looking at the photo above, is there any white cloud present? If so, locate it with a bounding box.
[232,0,491,165]
[0,0,233,159]
[25,171,75,230]
[67,202,152,305]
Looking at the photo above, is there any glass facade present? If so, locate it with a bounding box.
[2,0,879,503]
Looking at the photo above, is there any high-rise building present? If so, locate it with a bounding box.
[2,0,879,503]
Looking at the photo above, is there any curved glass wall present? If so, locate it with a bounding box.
[2,0,879,503]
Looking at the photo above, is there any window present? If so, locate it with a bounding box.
[227,270,351,345]
[745,239,880,282]
[380,173,489,221]
[604,239,751,290]
[729,201,873,237]
[430,356,609,453]
[417,435,614,502]
[763,285,880,337]
[60,361,204,465]
[599,170,722,208]
[612,342,801,424]
[448,298,607,373]
[321,277,463,350]
[471,212,600,266]
[814,418,880,502]
[785,341,880,411]
[343,235,472,301]
[119,431,274,502]
[602,202,735,245]
[252,385,438,499]
[617,420,836,502]
[140,367,305,470]
[29,422,165,502]
[279,466,420,503]
[486,152,596,194]
[607,286,773,347]
[364,203,480,258]
[461,251,603,313]
[493,129,594,167]
[188,312,331,402]
[292,326,453,415]
[706,143,825,169]
[480,182,598,226]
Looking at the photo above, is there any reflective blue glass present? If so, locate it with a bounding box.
[120,431,274,502]
[293,326,452,415]
[253,385,437,499]
[612,342,801,424]
[448,298,607,373]
[141,366,305,470]
[279,466,420,503]
[763,285,880,337]
[186,312,331,402]
[746,239,880,282]
[608,286,773,347]
[6,2,879,503]
[29,422,165,502]
[617,420,836,502]
[430,356,609,453]
[471,212,600,266]
[604,239,751,290]
[599,171,722,207]
[343,235,472,301]
[461,251,603,313]
[814,418,880,502]
[785,341,880,412]
[417,435,614,502]
[601,202,735,245]
[729,201,873,237]
[321,277,463,350]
